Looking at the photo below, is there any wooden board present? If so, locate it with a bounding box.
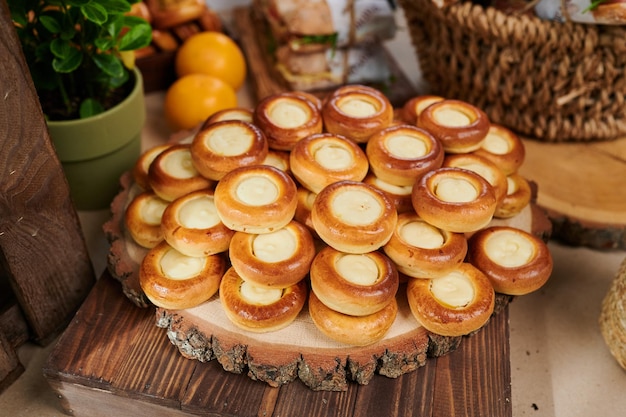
[43,271,513,417]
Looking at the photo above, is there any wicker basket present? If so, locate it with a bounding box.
[398,0,626,142]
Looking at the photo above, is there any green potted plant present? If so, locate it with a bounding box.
[8,0,152,210]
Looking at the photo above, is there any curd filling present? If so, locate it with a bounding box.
[336,254,379,286]
[314,143,353,171]
[178,196,221,229]
[263,153,288,172]
[160,248,206,280]
[240,281,283,305]
[338,97,377,118]
[236,175,279,206]
[385,134,428,159]
[331,189,382,226]
[454,162,495,185]
[432,108,471,127]
[416,98,441,114]
[207,125,253,156]
[141,196,168,226]
[434,177,478,203]
[252,228,297,263]
[400,220,444,249]
[430,271,474,308]
[163,149,198,179]
[269,100,309,128]
[482,131,511,155]
[485,230,534,267]
[371,177,412,195]
[506,177,517,195]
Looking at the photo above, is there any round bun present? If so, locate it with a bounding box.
[253,92,323,151]
[148,0,206,29]
[160,189,235,257]
[140,241,226,310]
[190,120,268,181]
[400,95,444,125]
[294,187,318,233]
[289,133,369,193]
[412,167,497,233]
[363,173,414,213]
[311,180,397,254]
[219,267,308,333]
[473,123,525,176]
[201,107,254,127]
[494,173,532,219]
[310,246,399,316]
[383,212,468,279]
[442,153,508,206]
[467,226,553,295]
[214,165,297,234]
[262,150,291,173]
[229,220,316,288]
[417,99,490,153]
[148,144,214,201]
[290,90,323,112]
[124,191,169,248]
[366,124,444,186]
[308,291,398,346]
[322,84,394,143]
[132,144,171,191]
[406,263,495,336]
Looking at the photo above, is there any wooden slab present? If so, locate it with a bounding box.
[43,272,513,417]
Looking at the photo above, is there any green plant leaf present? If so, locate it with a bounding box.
[79,98,105,118]
[95,37,116,52]
[81,2,108,25]
[118,21,152,51]
[98,0,132,15]
[39,15,62,34]
[52,48,82,73]
[50,38,71,58]
[92,52,124,78]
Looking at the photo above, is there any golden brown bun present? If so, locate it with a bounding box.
[494,173,532,219]
[473,123,525,176]
[219,267,308,333]
[190,120,268,181]
[290,90,323,112]
[383,212,468,279]
[308,291,398,346]
[417,99,490,153]
[148,144,214,201]
[146,0,206,29]
[132,144,172,191]
[289,133,369,193]
[467,226,553,295]
[229,220,316,289]
[366,124,444,186]
[294,186,318,234]
[160,189,234,257]
[213,165,298,234]
[262,149,291,174]
[124,191,169,248]
[200,107,254,128]
[151,30,179,52]
[406,263,495,336]
[400,95,444,125]
[253,92,323,151]
[412,167,497,233]
[311,180,397,254]
[322,85,394,143]
[310,246,399,316]
[442,153,508,206]
[362,173,414,213]
[140,241,226,310]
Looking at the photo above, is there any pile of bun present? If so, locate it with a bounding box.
[125,84,553,347]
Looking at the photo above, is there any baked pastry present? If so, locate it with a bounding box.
[139,241,226,310]
[310,246,399,316]
[494,173,532,219]
[366,124,444,186]
[467,226,553,295]
[308,291,398,346]
[148,144,214,201]
[383,212,468,279]
[406,263,495,336]
[473,123,525,176]
[442,153,508,206]
[417,99,490,153]
[190,120,269,181]
[322,84,394,143]
[219,266,308,333]
[294,186,318,233]
[200,107,254,128]
[289,133,369,194]
[401,95,444,125]
[132,144,171,191]
[229,220,316,289]
[124,191,169,248]
[311,180,397,254]
[214,165,298,234]
[253,92,323,151]
[160,189,235,257]
[412,167,497,233]
[363,173,414,213]
[262,149,291,173]
[291,90,323,112]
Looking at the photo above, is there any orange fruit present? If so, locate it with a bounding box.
[175,31,247,90]
[164,74,238,131]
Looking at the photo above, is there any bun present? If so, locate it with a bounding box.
[201,107,253,127]
[400,95,444,125]
[473,124,525,176]
[363,173,414,213]
[494,173,532,219]
[262,149,291,173]
[124,191,169,248]
[146,0,206,29]
[442,153,508,205]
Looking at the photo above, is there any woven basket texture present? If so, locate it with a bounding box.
[599,256,626,371]
[399,0,626,142]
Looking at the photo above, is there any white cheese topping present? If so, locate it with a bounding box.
[331,189,382,226]
[400,220,444,249]
[430,270,475,308]
[235,175,279,206]
[263,153,288,171]
[371,177,412,196]
[252,228,297,263]
[454,162,495,185]
[485,230,534,267]
[506,176,517,195]
[141,197,168,226]
[314,143,353,171]
[178,196,220,229]
[385,134,428,159]
[482,131,510,155]
[269,100,309,128]
[336,254,379,286]
[240,281,283,305]
[434,177,478,203]
[160,248,206,280]
[163,149,198,179]
[339,98,377,117]
[207,124,253,156]
[432,108,471,127]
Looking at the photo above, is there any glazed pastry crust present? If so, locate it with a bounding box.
[124,191,169,249]
[473,123,525,176]
[494,173,532,219]
[442,153,508,206]
[132,144,172,191]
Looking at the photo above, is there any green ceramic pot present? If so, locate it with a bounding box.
[47,68,145,210]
